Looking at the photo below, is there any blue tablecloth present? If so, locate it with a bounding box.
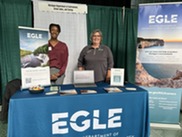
[8,82,150,137]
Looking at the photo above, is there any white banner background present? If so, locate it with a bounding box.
[33,0,87,84]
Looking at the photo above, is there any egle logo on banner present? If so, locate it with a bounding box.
[52,108,122,135]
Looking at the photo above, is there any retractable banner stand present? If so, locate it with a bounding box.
[136,2,182,128]
[19,27,50,89]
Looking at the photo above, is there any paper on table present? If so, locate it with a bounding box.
[45,91,58,95]
[80,90,97,94]
[125,88,137,91]
[59,89,77,95]
[104,87,122,93]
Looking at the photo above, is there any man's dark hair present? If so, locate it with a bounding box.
[49,23,61,33]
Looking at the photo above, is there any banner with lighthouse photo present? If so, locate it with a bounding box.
[136,3,182,126]
[19,26,50,89]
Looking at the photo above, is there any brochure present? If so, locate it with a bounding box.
[80,90,97,94]
[104,87,122,93]
[59,89,77,95]
[125,87,137,91]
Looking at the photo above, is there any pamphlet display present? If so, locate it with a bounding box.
[110,68,124,86]
[73,70,96,88]
[19,26,50,89]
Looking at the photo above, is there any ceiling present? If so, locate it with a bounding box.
[46,0,131,8]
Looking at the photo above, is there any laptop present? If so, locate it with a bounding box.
[73,70,97,88]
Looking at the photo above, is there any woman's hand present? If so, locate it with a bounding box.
[51,73,59,80]
[105,70,111,82]
[78,67,85,70]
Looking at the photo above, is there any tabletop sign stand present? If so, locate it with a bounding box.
[110,68,124,87]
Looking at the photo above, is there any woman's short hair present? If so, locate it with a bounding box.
[89,29,103,42]
[49,23,61,33]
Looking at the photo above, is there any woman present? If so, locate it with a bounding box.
[48,23,69,85]
[77,29,114,82]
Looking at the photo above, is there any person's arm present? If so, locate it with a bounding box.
[106,46,114,82]
[106,69,111,82]
[77,46,86,70]
[107,47,114,69]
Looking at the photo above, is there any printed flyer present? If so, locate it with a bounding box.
[19,26,50,89]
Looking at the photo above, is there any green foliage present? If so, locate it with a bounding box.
[20,49,32,57]
[33,44,48,55]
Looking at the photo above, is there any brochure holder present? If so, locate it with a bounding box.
[110,68,124,86]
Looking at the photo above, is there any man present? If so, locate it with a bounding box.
[48,23,69,85]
